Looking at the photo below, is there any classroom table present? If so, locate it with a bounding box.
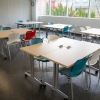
[0,24,11,30]
[20,37,100,99]
[41,41,100,99]
[80,28,100,41]
[20,38,79,89]
[15,21,43,33]
[0,28,39,59]
[42,24,72,38]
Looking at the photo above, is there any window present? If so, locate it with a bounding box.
[51,0,67,16]
[83,0,87,3]
[68,0,89,18]
[38,0,49,15]
[90,0,100,18]
[76,0,79,3]
[37,0,100,19]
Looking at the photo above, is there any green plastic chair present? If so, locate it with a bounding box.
[59,54,92,100]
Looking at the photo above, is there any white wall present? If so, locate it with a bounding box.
[0,0,32,29]
[38,16,100,33]
[38,16,100,28]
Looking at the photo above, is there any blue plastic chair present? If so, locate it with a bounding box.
[59,26,69,37]
[29,38,49,63]
[48,22,55,33]
[17,20,23,28]
[25,20,33,28]
[1,27,11,30]
[59,54,92,100]
[29,38,50,75]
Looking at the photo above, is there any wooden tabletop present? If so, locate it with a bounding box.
[20,37,80,57]
[15,21,43,25]
[0,24,10,27]
[48,37,79,47]
[42,24,71,29]
[41,41,100,68]
[20,42,60,57]
[0,28,39,39]
[80,28,100,36]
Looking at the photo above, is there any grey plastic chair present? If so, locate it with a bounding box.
[68,25,76,38]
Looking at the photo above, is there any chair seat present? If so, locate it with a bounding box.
[22,36,36,42]
[35,57,50,62]
[59,66,73,77]
[59,31,69,34]
[59,66,81,77]
[7,39,21,45]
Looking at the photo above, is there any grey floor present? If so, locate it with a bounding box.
[0,29,100,100]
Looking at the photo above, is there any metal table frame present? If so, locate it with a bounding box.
[0,38,7,59]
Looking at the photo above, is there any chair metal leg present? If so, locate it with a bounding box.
[38,61,42,82]
[88,60,91,88]
[70,78,74,100]
[85,69,88,91]
[7,45,11,59]
[41,62,43,81]
[46,62,47,71]
[16,44,17,51]
[20,42,24,55]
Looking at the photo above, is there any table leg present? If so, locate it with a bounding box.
[39,24,40,33]
[33,24,35,30]
[46,27,48,38]
[99,55,100,79]
[0,39,7,59]
[55,29,58,36]
[44,63,56,90]
[55,64,69,99]
[86,34,88,41]
[17,24,19,28]
[25,55,42,84]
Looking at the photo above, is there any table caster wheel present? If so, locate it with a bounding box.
[43,85,46,88]
[4,57,7,60]
[95,70,98,75]
[39,84,43,88]
[64,98,68,100]
[25,74,28,77]
[86,89,88,91]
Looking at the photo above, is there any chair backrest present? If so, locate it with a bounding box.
[48,22,53,25]
[25,20,29,22]
[48,35,58,41]
[1,27,11,30]
[70,54,92,77]
[29,38,43,45]
[26,30,36,39]
[62,26,69,33]
[8,33,20,42]
[86,26,91,30]
[89,49,100,65]
[17,20,23,23]
[80,27,85,31]
[69,25,76,32]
